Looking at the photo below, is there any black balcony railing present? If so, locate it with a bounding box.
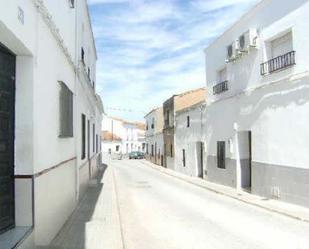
[260,51,296,76]
[213,80,228,95]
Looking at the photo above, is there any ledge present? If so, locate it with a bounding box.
[0,226,32,249]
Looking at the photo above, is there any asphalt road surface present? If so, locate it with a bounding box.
[111,159,309,249]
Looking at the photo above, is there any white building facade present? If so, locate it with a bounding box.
[205,0,309,207]
[145,107,164,166]
[175,102,206,178]
[0,0,103,248]
[102,115,145,158]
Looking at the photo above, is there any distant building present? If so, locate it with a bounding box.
[163,88,206,169]
[0,0,103,247]
[102,115,145,158]
[204,0,309,207]
[145,107,164,166]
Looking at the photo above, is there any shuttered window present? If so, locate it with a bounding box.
[271,32,293,58]
[59,81,73,137]
[217,141,226,169]
[81,114,86,159]
[93,124,95,153]
[96,134,98,153]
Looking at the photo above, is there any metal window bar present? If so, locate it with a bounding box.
[213,80,228,95]
[260,51,295,76]
[59,82,73,137]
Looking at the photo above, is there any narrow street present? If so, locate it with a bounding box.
[112,159,309,249]
[48,159,309,249]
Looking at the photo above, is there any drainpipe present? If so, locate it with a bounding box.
[234,122,242,193]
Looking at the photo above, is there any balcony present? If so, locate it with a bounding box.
[260,51,295,76]
[213,80,228,95]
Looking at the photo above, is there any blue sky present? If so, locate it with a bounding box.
[88,0,259,121]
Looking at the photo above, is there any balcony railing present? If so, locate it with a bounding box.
[213,80,228,95]
[260,51,296,76]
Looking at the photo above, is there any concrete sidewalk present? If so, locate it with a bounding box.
[140,160,309,223]
[38,166,123,249]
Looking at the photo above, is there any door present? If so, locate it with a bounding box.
[237,131,252,191]
[0,44,15,233]
[196,142,204,178]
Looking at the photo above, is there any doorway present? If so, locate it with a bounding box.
[238,131,252,191]
[196,142,204,178]
[0,44,16,233]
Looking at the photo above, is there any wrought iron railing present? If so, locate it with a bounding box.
[260,51,295,76]
[213,80,228,95]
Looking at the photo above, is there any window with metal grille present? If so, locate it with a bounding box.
[93,124,95,152]
[81,114,86,159]
[217,141,226,169]
[165,110,170,127]
[96,134,99,153]
[182,149,186,167]
[81,47,85,64]
[59,81,73,137]
[187,116,190,127]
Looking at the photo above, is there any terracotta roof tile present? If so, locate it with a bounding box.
[101,131,122,141]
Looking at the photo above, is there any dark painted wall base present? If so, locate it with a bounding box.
[252,161,309,208]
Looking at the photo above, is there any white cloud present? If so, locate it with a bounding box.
[90,0,259,121]
[88,0,128,5]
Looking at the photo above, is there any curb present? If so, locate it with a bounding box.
[140,160,309,224]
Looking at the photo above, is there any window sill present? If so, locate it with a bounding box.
[0,226,32,249]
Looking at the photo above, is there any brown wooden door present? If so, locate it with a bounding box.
[0,44,15,234]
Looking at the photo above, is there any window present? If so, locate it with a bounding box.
[218,67,227,83]
[81,47,85,64]
[165,110,170,126]
[93,124,95,152]
[108,148,111,154]
[217,141,226,169]
[151,118,155,129]
[187,116,190,127]
[69,0,74,8]
[170,144,173,157]
[88,67,91,80]
[261,32,295,75]
[81,114,86,159]
[116,145,120,152]
[59,81,73,137]
[182,149,186,167]
[146,144,148,154]
[271,32,293,59]
[151,144,154,156]
[146,122,148,130]
[95,135,99,153]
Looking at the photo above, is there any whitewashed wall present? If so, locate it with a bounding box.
[175,104,206,177]
[204,0,309,206]
[0,0,103,247]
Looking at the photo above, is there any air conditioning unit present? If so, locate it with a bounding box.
[238,28,258,53]
[226,41,239,62]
